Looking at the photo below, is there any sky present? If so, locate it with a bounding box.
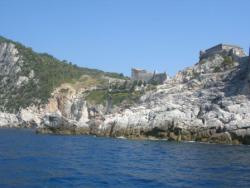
[0,0,249,76]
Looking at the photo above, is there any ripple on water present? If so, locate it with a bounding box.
[0,128,250,188]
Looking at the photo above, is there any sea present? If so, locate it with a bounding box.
[0,128,250,188]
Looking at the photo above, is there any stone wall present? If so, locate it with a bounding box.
[150,72,167,84]
[204,44,223,54]
[200,44,246,60]
[131,68,154,82]
[131,68,167,84]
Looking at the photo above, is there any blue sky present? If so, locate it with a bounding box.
[0,0,249,76]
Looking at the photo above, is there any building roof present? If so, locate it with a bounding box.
[205,43,243,52]
[132,68,146,71]
[220,43,243,49]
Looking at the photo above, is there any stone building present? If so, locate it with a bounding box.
[151,72,168,84]
[131,68,154,82]
[200,44,246,60]
[131,68,167,84]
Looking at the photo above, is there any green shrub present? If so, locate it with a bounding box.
[112,92,130,106]
[85,90,107,105]
[0,36,126,112]
[213,66,221,73]
[223,56,234,68]
[192,71,200,78]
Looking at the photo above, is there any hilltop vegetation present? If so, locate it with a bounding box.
[84,78,158,108]
[0,36,126,112]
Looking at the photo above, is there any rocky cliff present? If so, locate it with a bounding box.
[93,52,250,144]
[0,36,146,130]
[40,46,250,145]
[1,36,250,145]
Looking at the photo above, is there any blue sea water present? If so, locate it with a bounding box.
[0,129,250,188]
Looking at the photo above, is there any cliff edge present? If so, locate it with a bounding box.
[1,36,250,145]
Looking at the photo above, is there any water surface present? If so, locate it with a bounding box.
[0,128,250,188]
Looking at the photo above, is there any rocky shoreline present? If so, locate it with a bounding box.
[36,124,250,145]
[34,46,250,145]
[1,38,250,145]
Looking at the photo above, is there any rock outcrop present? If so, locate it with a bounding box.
[37,49,250,145]
[92,52,250,144]
[1,36,250,145]
[0,112,19,127]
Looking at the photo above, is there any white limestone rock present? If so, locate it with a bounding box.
[0,112,19,127]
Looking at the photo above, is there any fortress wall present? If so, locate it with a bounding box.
[131,69,154,82]
[138,72,154,82]
[200,44,246,60]
[205,44,223,54]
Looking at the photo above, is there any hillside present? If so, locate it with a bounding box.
[0,36,125,113]
[1,36,250,145]
[39,44,250,145]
